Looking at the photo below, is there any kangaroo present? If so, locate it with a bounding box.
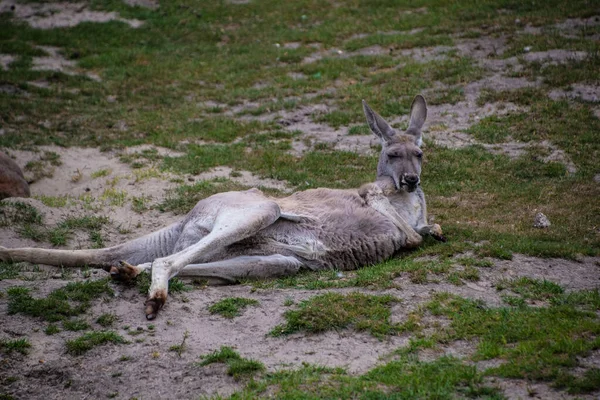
[0,95,445,320]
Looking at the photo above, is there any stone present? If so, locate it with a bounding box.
[533,212,551,228]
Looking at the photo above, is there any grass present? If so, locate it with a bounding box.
[168,330,189,357]
[208,297,259,319]
[0,262,21,280]
[62,318,90,332]
[2,0,600,397]
[229,356,501,399]
[0,201,109,247]
[44,324,60,335]
[425,292,600,393]
[7,278,113,322]
[197,346,265,380]
[496,277,564,301]
[271,292,404,338]
[96,313,118,327]
[0,338,31,355]
[65,331,126,356]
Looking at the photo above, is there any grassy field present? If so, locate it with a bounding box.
[1,0,600,398]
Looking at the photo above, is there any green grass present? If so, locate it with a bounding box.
[65,331,126,356]
[425,292,600,393]
[2,1,600,396]
[208,297,259,319]
[62,318,90,332]
[229,356,502,399]
[0,338,31,355]
[0,200,109,247]
[48,215,110,247]
[496,277,564,301]
[96,313,119,327]
[7,278,113,322]
[197,346,265,380]
[0,262,21,280]
[0,201,43,227]
[271,292,404,338]
[44,324,60,335]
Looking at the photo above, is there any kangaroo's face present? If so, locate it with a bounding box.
[362,95,427,192]
[381,137,423,192]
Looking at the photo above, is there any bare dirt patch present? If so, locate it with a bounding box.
[122,0,159,9]
[0,54,15,70]
[2,146,182,246]
[549,84,600,103]
[0,0,144,29]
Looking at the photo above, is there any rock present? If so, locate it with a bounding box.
[533,212,551,228]
[0,151,30,200]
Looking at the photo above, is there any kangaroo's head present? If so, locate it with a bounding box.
[362,95,427,193]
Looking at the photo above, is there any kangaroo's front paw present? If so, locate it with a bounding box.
[430,224,447,242]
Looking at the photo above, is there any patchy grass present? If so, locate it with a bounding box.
[7,278,113,322]
[496,277,564,301]
[0,201,109,247]
[208,297,259,319]
[343,31,453,52]
[0,201,43,227]
[503,33,600,58]
[65,331,126,356]
[425,292,600,393]
[197,346,264,380]
[230,356,501,399]
[36,195,71,208]
[426,87,465,105]
[96,313,119,327]
[48,215,109,247]
[62,318,90,332]
[44,324,60,335]
[271,292,404,338]
[168,330,189,357]
[0,262,21,280]
[0,338,31,355]
[1,0,600,396]
[91,169,112,179]
[535,53,600,87]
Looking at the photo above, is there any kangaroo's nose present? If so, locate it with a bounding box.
[404,174,419,185]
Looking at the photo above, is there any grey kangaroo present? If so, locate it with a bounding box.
[0,95,445,319]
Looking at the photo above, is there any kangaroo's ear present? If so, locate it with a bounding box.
[407,95,427,146]
[362,100,396,144]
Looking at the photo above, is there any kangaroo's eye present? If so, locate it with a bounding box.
[416,152,423,159]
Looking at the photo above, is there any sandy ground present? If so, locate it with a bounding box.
[1,3,599,399]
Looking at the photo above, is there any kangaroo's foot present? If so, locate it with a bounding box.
[417,224,446,242]
[145,288,167,320]
[104,261,147,282]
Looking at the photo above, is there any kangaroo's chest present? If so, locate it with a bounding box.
[389,191,423,228]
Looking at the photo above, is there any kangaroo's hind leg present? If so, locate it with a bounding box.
[145,192,281,320]
[176,254,304,284]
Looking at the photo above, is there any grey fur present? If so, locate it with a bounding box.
[0,96,445,319]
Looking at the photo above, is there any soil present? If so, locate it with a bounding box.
[1,5,600,400]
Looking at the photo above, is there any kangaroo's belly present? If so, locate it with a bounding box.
[222,188,406,271]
